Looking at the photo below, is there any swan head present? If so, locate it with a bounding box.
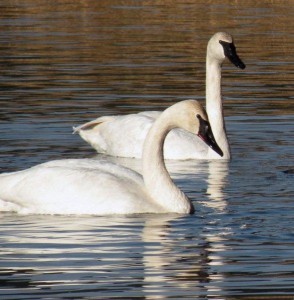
[167,100,223,157]
[208,32,246,69]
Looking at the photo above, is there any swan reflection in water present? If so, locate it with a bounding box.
[141,215,229,298]
[92,155,229,297]
[140,160,229,298]
[206,160,229,211]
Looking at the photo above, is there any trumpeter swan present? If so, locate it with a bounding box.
[74,32,245,159]
[0,100,222,215]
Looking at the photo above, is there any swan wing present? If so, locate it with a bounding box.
[74,110,209,159]
[0,159,160,215]
[75,113,158,158]
[72,116,115,133]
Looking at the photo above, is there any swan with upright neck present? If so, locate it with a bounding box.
[74,32,245,159]
[0,100,223,215]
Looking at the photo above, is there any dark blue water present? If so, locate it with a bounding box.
[0,1,293,299]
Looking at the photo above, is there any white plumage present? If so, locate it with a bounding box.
[0,100,223,215]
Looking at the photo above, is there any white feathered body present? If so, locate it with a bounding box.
[0,159,162,215]
[76,111,208,159]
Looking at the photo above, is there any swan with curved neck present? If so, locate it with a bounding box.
[0,100,222,215]
[74,32,245,159]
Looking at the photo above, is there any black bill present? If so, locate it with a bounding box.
[196,115,223,157]
[219,40,246,69]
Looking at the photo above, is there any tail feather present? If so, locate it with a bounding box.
[72,116,114,134]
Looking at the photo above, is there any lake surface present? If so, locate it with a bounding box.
[0,0,293,299]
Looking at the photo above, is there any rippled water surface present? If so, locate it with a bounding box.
[0,0,293,299]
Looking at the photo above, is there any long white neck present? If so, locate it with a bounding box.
[142,111,194,214]
[205,54,230,159]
